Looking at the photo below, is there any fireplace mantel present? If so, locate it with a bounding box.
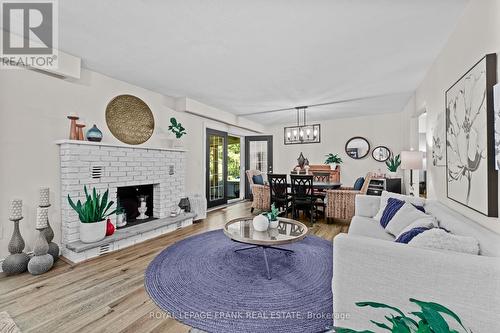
[55,139,188,152]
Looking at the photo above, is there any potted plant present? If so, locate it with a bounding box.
[386,154,401,178]
[67,186,116,243]
[325,153,343,170]
[266,204,280,228]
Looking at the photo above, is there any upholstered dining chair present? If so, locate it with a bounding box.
[290,174,316,224]
[245,170,270,213]
[325,173,372,221]
[268,174,290,216]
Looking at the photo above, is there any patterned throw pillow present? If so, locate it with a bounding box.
[374,191,425,221]
[395,226,431,243]
[385,202,432,237]
[380,197,405,228]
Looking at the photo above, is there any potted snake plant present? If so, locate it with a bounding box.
[386,154,401,178]
[67,186,116,243]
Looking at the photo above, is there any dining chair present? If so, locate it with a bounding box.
[268,174,290,217]
[245,170,270,213]
[325,173,372,221]
[312,172,330,217]
[290,174,316,224]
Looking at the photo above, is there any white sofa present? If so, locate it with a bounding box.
[333,194,500,333]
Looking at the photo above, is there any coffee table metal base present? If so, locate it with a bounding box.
[234,243,294,280]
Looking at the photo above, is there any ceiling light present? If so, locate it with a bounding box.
[284,107,321,145]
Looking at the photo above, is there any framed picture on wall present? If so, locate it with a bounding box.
[445,53,498,217]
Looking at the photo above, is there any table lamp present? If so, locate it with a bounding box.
[400,150,424,195]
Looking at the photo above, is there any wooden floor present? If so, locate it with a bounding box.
[0,201,349,333]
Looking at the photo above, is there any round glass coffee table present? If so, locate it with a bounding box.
[223,217,308,280]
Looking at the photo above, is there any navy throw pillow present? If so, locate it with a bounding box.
[252,174,264,185]
[380,197,405,228]
[412,204,426,213]
[395,227,431,243]
[353,177,365,191]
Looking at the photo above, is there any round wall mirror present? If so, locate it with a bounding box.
[372,146,391,162]
[345,137,370,159]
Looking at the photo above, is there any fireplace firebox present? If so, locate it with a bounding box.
[117,184,157,228]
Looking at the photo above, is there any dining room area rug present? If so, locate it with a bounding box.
[145,229,333,333]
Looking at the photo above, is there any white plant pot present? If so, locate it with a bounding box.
[79,220,106,243]
[387,171,398,178]
[252,214,269,232]
[269,219,279,229]
[330,163,337,170]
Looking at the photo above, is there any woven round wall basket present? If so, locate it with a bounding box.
[105,94,155,145]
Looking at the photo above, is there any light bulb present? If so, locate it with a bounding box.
[313,129,318,137]
[299,130,304,137]
[293,129,297,138]
[306,128,311,138]
[287,131,291,140]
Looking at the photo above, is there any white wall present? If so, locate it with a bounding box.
[0,67,260,259]
[269,112,411,187]
[416,0,500,233]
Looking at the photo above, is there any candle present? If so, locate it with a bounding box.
[9,199,23,220]
[36,207,49,229]
[39,187,50,207]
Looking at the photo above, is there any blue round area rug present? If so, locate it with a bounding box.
[145,229,333,333]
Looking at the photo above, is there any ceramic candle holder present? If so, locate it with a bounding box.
[9,199,23,221]
[39,187,50,207]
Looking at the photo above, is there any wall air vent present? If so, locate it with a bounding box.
[91,166,104,179]
[99,244,111,255]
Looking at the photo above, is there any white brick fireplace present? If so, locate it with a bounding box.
[56,140,194,262]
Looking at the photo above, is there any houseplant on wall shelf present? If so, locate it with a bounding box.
[167,117,187,148]
[386,153,401,178]
[67,186,116,243]
[325,153,343,170]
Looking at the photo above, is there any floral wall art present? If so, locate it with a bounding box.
[445,54,498,217]
[431,112,446,167]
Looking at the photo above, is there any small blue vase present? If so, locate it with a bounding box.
[86,124,103,142]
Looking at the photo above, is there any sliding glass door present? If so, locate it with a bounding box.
[206,129,228,208]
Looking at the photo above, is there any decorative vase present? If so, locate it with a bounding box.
[28,230,54,275]
[67,115,79,140]
[79,220,106,243]
[106,218,115,236]
[268,218,279,229]
[76,123,86,140]
[252,214,269,232]
[2,218,29,275]
[86,124,103,142]
[42,218,59,262]
[116,213,126,228]
[297,152,306,169]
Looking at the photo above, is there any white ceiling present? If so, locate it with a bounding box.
[59,0,468,125]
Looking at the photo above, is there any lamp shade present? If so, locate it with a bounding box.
[400,150,424,170]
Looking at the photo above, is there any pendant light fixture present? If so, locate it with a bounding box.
[283,107,320,145]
